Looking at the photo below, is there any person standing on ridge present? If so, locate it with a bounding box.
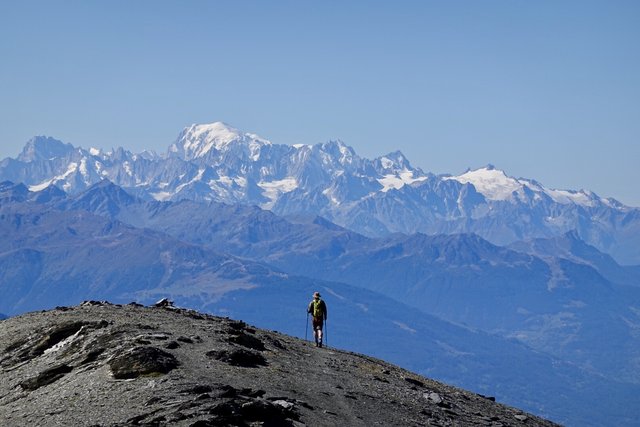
[307,292,327,347]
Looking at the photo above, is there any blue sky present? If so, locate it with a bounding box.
[1,1,639,205]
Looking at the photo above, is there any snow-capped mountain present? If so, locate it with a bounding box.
[1,122,639,264]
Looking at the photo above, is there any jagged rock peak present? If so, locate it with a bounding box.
[17,136,75,162]
[375,150,415,171]
[0,303,559,427]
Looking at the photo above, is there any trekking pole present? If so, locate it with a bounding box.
[305,312,309,342]
[325,318,328,348]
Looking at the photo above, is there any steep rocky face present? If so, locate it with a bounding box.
[0,302,558,427]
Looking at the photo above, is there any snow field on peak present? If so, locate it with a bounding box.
[445,167,522,201]
[378,170,428,192]
[446,167,599,207]
[175,122,272,160]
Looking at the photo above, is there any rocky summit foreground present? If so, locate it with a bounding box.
[0,303,558,426]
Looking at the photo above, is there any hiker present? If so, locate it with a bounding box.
[307,291,327,347]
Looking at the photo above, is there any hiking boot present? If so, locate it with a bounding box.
[318,342,323,348]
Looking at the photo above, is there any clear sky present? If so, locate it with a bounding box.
[1,1,639,205]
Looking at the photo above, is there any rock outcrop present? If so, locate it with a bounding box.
[0,302,559,426]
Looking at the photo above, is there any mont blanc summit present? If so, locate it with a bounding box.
[169,121,272,161]
[1,121,639,263]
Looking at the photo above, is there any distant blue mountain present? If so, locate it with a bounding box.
[2,123,639,264]
[58,180,640,388]
[508,231,640,287]
[2,182,640,425]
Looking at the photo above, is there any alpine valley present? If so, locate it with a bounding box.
[1,122,640,426]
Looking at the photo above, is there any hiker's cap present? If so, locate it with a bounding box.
[313,292,321,298]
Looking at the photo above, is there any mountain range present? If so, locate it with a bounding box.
[1,180,640,426]
[1,121,639,264]
[2,122,640,425]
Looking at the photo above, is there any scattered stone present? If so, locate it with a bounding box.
[109,346,179,379]
[181,384,214,394]
[81,300,110,307]
[265,336,286,350]
[0,303,561,427]
[241,388,266,398]
[478,393,497,402]
[228,332,266,351]
[425,392,443,405]
[80,348,106,365]
[150,333,170,340]
[206,348,267,368]
[227,319,246,329]
[404,376,425,387]
[273,400,295,410]
[154,298,174,308]
[20,364,73,391]
[515,414,528,421]
[165,341,180,349]
[145,396,163,406]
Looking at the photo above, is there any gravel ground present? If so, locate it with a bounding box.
[0,302,560,426]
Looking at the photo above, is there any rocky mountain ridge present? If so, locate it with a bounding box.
[0,302,559,426]
[1,122,639,264]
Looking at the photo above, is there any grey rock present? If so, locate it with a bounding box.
[425,392,443,405]
[206,348,268,368]
[109,346,179,379]
[0,303,559,427]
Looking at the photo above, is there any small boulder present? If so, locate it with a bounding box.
[228,332,266,351]
[424,392,443,405]
[20,364,73,391]
[154,298,174,308]
[109,346,179,379]
[206,348,267,368]
[404,376,425,388]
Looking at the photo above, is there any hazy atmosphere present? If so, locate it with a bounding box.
[1,0,638,205]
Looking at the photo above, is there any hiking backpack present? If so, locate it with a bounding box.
[312,299,325,318]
